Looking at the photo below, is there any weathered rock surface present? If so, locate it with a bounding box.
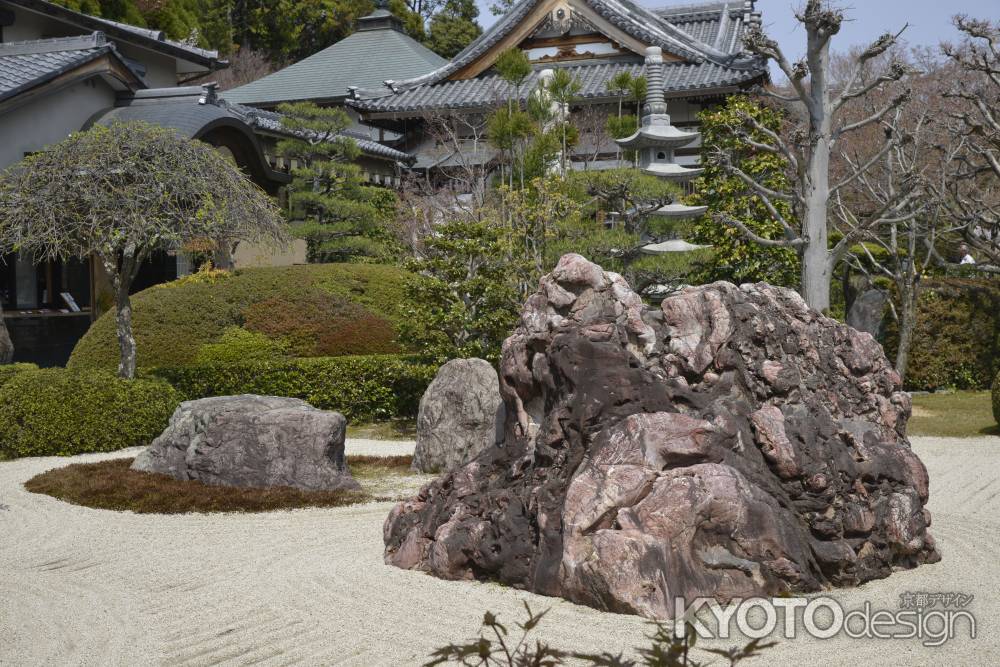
[412,358,505,473]
[847,288,889,338]
[133,395,360,492]
[384,254,939,619]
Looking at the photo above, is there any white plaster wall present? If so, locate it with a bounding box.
[0,77,116,170]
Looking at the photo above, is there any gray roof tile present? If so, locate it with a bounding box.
[349,59,763,114]
[0,33,116,103]
[223,27,447,105]
[5,0,222,68]
[358,0,760,97]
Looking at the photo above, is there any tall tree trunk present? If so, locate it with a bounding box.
[103,253,137,379]
[114,278,137,379]
[894,283,918,383]
[801,32,833,314]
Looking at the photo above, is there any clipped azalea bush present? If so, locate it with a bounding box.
[152,355,436,422]
[0,368,180,459]
[68,263,417,371]
[0,362,39,389]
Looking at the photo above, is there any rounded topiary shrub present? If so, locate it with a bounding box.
[0,368,181,459]
[68,263,418,371]
[0,362,39,389]
[193,327,290,365]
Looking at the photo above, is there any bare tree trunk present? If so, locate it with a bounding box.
[0,302,13,364]
[114,279,137,379]
[801,26,834,313]
[212,241,236,270]
[102,252,138,379]
[894,283,918,383]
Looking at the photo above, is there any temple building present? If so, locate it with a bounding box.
[0,0,409,362]
[347,0,769,176]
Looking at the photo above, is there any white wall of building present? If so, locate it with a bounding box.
[0,76,116,169]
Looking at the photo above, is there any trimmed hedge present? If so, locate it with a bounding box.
[885,278,1000,391]
[0,362,39,389]
[68,263,418,371]
[152,355,436,423]
[0,368,181,459]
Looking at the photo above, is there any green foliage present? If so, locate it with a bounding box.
[53,0,479,62]
[193,327,290,365]
[689,96,799,287]
[0,362,39,389]
[494,47,532,89]
[884,278,1000,390]
[566,169,692,292]
[68,263,417,371]
[0,369,180,459]
[424,0,482,58]
[277,102,399,263]
[401,218,522,363]
[426,603,775,666]
[606,114,638,140]
[153,355,436,422]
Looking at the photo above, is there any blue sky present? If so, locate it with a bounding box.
[473,0,998,62]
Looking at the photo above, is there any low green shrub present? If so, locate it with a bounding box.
[0,368,180,459]
[152,355,436,422]
[68,263,419,371]
[193,327,290,365]
[884,278,1000,390]
[0,362,39,388]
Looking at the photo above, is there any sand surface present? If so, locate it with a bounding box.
[1,436,997,666]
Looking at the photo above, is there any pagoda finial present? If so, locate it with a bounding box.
[643,46,667,119]
[375,0,389,8]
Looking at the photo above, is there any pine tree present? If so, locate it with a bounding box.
[277,102,398,263]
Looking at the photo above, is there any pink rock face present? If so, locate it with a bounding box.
[384,255,940,619]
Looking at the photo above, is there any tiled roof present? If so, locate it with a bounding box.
[226,103,415,164]
[350,59,763,115]
[354,0,760,98]
[656,1,759,54]
[0,33,124,104]
[4,0,223,69]
[223,18,446,105]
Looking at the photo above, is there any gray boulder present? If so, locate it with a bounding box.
[847,288,888,337]
[132,395,360,491]
[412,358,504,473]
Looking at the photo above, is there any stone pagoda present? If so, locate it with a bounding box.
[616,46,708,223]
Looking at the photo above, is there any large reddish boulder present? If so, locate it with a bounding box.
[384,254,939,618]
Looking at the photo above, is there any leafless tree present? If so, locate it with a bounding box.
[717,0,915,312]
[834,105,970,380]
[0,122,285,378]
[941,16,1000,266]
[419,109,496,205]
[190,48,276,90]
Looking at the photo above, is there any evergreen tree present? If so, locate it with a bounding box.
[400,217,522,363]
[277,102,398,263]
[423,0,482,58]
[689,96,800,286]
